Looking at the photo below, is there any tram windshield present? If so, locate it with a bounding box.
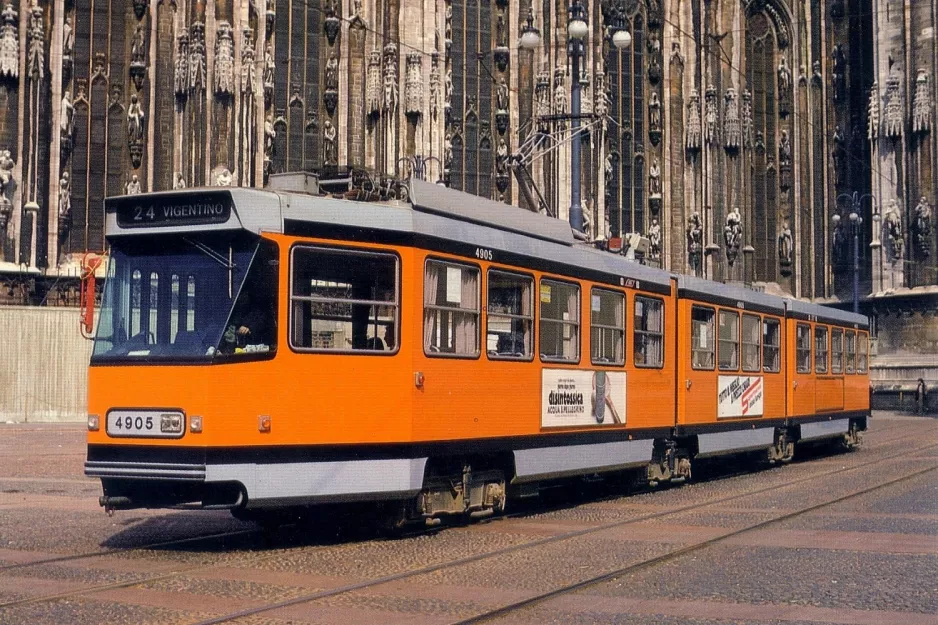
[91,233,278,363]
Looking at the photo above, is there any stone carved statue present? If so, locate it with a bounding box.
[687,211,703,274]
[125,174,142,195]
[0,148,14,200]
[62,15,73,68]
[496,77,509,112]
[323,119,338,166]
[214,21,235,96]
[264,115,275,160]
[127,94,145,144]
[131,23,146,66]
[553,67,566,116]
[912,70,932,134]
[831,44,847,102]
[429,54,441,119]
[831,126,845,187]
[325,53,339,91]
[535,70,551,129]
[188,22,206,94]
[240,29,255,95]
[648,157,661,197]
[58,172,71,220]
[724,87,740,150]
[686,89,701,151]
[594,71,608,120]
[366,50,381,115]
[263,42,275,102]
[884,57,903,138]
[27,1,43,79]
[60,90,74,141]
[648,91,661,135]
[705,85,719,146]
[648,218,661,260]
[778,130,792,190]
[868,81,880,140]
[174,33,189,97]
[404,53,423,115]
[812,59,822,86]
[883,200,903,261]
[173,172,186,189]
[723,207,742,266]
[778,222,793,268]
[214,168,233,187]
[0,1,19,79]
[351,0,364,20]
[741,89,753,149]
[778,56,792,116]
[832,216,847,265]
[383,43,398,113]
[913,197,933,257]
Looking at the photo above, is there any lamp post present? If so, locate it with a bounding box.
[835,191,875,314]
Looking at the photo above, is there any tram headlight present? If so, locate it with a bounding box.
[189,415,203,433]
[160,413,184,434]
[87,414,100,431]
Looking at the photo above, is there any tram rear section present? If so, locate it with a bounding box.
[84,179,870,524]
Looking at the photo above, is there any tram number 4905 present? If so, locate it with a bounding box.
[106,411,182,438]
[475,247,494,261]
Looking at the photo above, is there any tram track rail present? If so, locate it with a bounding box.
[2,433,929,619]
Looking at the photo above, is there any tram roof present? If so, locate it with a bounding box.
[675,274,787,315]
[786,299,869,328]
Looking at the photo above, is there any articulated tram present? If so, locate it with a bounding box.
[84,176,870,523]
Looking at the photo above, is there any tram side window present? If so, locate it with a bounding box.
[742,314,762,373]
[858,333,869,373]
[290,247,399,352]
[591,288,625,366]
[718,310,739,371]
[540,279,580,362]
[845,330,856,373]
[691,306,715,370]
[423,260,480,357]
[487,270,534,359]
[763,318,781,373]
[831,328,844,373]
[634,296,664,367]
[815,326,829,374]
[796,324,812,373]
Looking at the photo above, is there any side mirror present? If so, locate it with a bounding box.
[80,253,103,339]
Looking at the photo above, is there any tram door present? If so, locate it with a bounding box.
[680,302,720,425]
[790,321,816,417]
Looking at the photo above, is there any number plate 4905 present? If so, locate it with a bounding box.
[106,410,185,438]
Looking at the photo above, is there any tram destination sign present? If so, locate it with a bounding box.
[113,192,233,228]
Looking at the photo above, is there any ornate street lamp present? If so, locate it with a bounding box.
[519,9,541,50]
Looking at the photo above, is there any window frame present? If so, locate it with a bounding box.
[741,313,762,373]
[796,323,812,374]
[845,330,856,374]
[814,325,829,374]
[762,317,781,373]
[690,305,716,371]
[633,295,665,369]
[486,268,536,362]
[288,244,401,355]
[718,309,740,372]
[831,327,844,374]
[857,332,869,373]
[538,277,582,364]
[423,257,482,359]
[590,287,626,367]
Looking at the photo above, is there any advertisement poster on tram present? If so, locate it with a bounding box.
[717,375,764,418]
[541,369,627,428]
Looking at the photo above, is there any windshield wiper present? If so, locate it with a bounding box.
[183,237,237,270]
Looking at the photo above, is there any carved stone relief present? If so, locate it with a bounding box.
[913,197,932,258]
[912,70,932,134]
[867,81,880,140]
[404,53,422,116]
[777,56,791,116]
[778,129,792,191]
[831,44,846,103]
[189,22,206,94]
[174,33,189,98]
[705,85,718,146]
[778,221,793,272]
[60,90,74,155]
[130,23,146,89]
[57,172,71,231]
[686,88,701,151]
[429,52,440,120]
[648,218,661,261]
[366,50,381,116]
[324,53,339,114]
[27,1,44,79]
[741,89,753,149]
[383,43,398,114]
[0,1,18,80]
[125,174,142,195]
[648,91,661,145]
[323,119,338,165]
[884,57,902,138]
[687,211,703,273]
[883,200,903,261]
[723,87,740,151]
[214,21,235,96]
[127,94,145,169]
[241,29,255,95]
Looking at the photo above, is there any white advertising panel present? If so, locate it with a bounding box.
[542,369,626,428]
[717,375,764,418]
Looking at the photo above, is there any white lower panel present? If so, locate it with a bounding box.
[696,427,775,458]
[514,439,655,483]
[206,458,428,503]
[799,419,849,441]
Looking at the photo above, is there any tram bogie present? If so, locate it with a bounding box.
[84,177,870,523]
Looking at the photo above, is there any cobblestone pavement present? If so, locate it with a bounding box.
[0,413,935,625]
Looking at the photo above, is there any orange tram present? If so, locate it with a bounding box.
[84,176,870,524]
